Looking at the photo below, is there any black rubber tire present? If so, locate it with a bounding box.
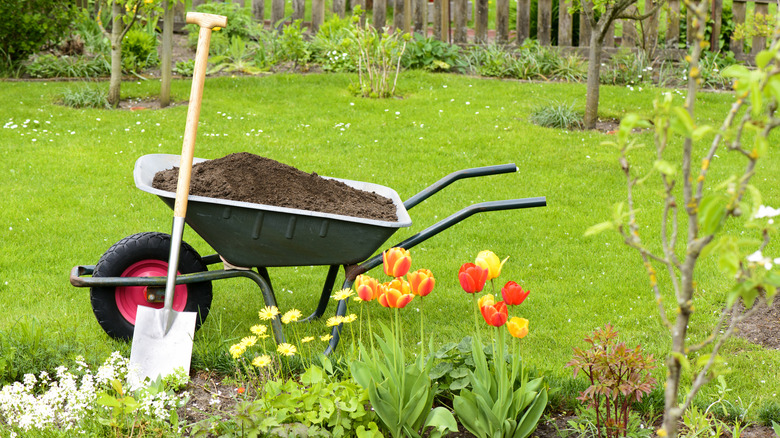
[90,231,213,340]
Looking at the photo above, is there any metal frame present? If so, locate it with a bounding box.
[70,163,546,354]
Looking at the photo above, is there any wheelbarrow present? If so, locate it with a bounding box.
[70,154,546,354]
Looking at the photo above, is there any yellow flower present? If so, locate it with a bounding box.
[144,0,153,3]
[259,306,280,321]
[281,309,302,324]
[321,334,333,342]
[252,354,272,368]
[301,336,315,343]
[229,343,246,359]
[507,317,529,339]
[213,26,222,31]
[277,343,297,356]
[326,316,343,327]
[332,288,355,301]
[240,336,257,348]
[478,293,495,309]
[342,314,358,324]
[250,324,268,336]
[475,250,509,281]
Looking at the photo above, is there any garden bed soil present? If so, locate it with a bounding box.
[152,152,398,222]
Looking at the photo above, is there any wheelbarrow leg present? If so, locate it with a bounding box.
[324,264,361,355]
[302,265,340,322]
[245,268,285,344]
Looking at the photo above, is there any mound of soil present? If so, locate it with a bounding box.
[152,152,398,222]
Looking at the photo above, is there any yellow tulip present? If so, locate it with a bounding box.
[475,250,509,281]
[507,317,529,339]
[478,293,495,309]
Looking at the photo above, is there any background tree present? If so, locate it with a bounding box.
[570,0,661,129]
[590,1,780,437]
[96,0,160,107]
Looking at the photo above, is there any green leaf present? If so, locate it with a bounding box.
[691,125,713,141]
[670,107,695,137]
[756,50,774,69]
[422,407,458,438]
[698,194,727,236]
[584,221,614,236]
[653,160,676,176]
[721,64,750,79]
[670,352,690,372]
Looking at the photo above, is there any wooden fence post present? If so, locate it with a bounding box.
[252,0,265,26]
[475,0,488,43]
[292,0,305,20]
[433,0,442,39]
[312,0,325,31]
[558,0,572,46]
[441,0,451,42]
[272,0,286,26]
[604,20,615,47]
[415,0,427,34]
[666,0,680,47]
[752,1,769,56]
[333,0,346,17]
[234,0,245,7]
[730,0,745,58]
[579,12,591,46]
[517,0,530,44]
[455,0,468,43]
[710,0,722,50]
[496,0,509,43]
[537,0,552,45]
[374,0,387,28]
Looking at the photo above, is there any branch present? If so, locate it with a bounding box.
[118,0,146,42]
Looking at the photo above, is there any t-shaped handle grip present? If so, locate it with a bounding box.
[185,12,227,29]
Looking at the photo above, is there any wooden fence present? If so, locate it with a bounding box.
[188,0,771,60]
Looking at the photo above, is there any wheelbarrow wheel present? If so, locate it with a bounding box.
[90,232,213,340]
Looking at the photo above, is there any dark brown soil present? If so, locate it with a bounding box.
[735,297,780,350]
[152,152,398,222]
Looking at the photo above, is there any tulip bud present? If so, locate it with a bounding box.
[507,317,529,338]
[355,274,380,302]
[480,300,508,327]
[475,250,509,281]
[458,263,488,293]
[383,247,412,278]
[408,269,435,297]
[501,281,530,306]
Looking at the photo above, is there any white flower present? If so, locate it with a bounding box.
[747,250,773,270]
[754,205,780,219]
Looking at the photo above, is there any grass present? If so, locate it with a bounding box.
[1,71,779,417]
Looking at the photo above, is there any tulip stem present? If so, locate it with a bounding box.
[367,304,374,353]
[419,296,425,361]
[472,294,482,346]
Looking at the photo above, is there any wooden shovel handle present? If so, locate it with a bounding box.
[172,12,227,219]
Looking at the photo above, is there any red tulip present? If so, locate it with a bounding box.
[355,274,380,302]
[377,280,414,308]
[501,281,530,306]
[458,263,488,293]
[408,269,435,297]
[480,300,508,327]
[383,247,412,278]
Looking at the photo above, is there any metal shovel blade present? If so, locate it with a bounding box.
[128,305,196,386]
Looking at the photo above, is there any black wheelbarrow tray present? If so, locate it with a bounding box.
[71,154,546,354]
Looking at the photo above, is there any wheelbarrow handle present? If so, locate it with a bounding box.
[403,163,519,211]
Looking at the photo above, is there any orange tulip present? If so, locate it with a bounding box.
[383,247,412,278]
[355,274,380,302]
[507,317,529,338]
[501,281,530,306]
[377,280,414,308]
[480,300,508,327]
[408,269,435,297]
[458,263,488,293]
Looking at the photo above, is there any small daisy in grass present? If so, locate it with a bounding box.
[229,343,246,359]
[250,324,268,336]
[277,343,297,356]
[258,305,280,321]
[332,287,354,301]
[281,309,302,324]
[321,334,333,342]
[252,354,272,368]
[326,316,343,327]
[240,336,257,348]
[342,314,358,324]
[301,336,315,343]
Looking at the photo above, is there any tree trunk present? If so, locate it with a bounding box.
[108,2,124,108]
[160,0,174,108]
[583,30,603,129]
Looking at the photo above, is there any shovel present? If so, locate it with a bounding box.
[129,12,227,386]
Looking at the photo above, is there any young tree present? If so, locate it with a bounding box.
[590,2,780,437]
[570,0,661,129]
[97,0,160,107]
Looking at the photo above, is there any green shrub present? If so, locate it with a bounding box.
[122,29,159,73]
[402,34,461,72]
[174,59,195,76]
[59,83,109,109]
[463,44,512,77]
[278,20,311,67]
[186,2,260,48]
[0,0,77,62]
[758,401,780,427]
[24,53,110,78]
[529,101,583,130]
[310,13,357,72]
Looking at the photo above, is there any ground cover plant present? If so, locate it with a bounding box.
[1,66,780,435]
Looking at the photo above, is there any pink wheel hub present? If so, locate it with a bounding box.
[116,259,188,325]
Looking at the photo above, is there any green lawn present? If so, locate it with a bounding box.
[1,71,778,414]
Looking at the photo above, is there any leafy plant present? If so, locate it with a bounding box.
[59,83,109,109]
[566,324,657,438]
[210,36,266,75]
[173,59,195,77]
[278,20,312,69]
[351,324,457,438]
[0,0,76,62]
[347,6,409,98]
[186,1,261,48]
[402,34,461,72]
[122,29,159,73]
[566,407,654,438]
[529,101,583,130]
[463,44,512,78]
[758,401,780,427]
[24,54,110,79]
